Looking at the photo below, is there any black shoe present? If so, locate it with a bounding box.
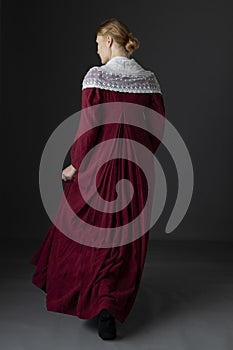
[98,309,117,340]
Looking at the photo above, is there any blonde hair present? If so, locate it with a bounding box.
[96,18,140,55]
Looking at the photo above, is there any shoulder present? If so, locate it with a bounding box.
[82,66,105,90]
[150,71,162,94]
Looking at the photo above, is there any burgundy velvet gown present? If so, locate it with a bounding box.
[30,60,165,324]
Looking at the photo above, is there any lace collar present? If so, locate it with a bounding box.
[82,56,162,94]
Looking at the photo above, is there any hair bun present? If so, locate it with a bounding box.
[125,32,140,54]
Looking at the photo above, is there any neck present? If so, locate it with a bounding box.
[110,51,130,60]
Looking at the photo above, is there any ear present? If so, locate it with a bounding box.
[106,35,113,47]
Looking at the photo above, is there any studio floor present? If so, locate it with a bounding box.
[1,238,233,350]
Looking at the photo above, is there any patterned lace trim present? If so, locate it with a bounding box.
[82,66,162,94]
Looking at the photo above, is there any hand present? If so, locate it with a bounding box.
[62,164,77,181]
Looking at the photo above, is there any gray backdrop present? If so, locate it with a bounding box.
[2,0,232,241]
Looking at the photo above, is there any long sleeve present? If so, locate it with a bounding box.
[70,87,103,170]
[150,92,165,117]
[149,92,166,153]
[81,87,102,109]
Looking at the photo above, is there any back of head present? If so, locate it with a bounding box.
[96,18,140,56]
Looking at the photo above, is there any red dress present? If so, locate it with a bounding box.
[30,59,165,324]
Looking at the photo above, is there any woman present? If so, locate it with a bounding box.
[30,18,165,340]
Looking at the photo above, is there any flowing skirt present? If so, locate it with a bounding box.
[30,156,151,324]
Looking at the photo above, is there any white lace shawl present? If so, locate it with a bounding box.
[82,56,162,94]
